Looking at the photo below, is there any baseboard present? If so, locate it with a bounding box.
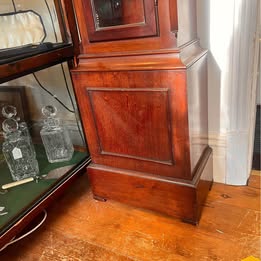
[209,132,251,185]
[208,134,226,183]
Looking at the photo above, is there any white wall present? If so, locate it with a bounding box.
[258,5,261,106]
[197,0,259,184]
[257,28,261,105]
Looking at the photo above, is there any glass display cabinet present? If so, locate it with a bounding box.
[0,0,213,250]
[0,0,90,249]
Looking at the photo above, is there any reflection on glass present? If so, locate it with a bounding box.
[93,0,145,28]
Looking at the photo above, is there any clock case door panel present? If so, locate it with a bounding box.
[82,0,158,42]
[73,0,179,56]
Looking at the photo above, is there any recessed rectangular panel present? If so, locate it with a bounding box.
[87,88,173,164]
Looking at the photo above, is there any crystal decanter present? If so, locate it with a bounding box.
[2,105,35,156]
[2,118,39,181]
[40,105,74,163]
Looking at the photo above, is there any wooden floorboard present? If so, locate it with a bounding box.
[248,171,261,189]
[1,172,260,261]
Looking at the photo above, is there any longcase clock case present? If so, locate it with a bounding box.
[71,0,213,224]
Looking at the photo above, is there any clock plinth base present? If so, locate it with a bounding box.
[88,147,213,225]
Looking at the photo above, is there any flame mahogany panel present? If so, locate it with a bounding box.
[87,88,173,163]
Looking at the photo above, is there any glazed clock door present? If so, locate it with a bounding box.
[82,0,158,42]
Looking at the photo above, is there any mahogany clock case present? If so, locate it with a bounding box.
[71,0,213,224]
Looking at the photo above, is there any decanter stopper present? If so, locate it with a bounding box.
[42,105,57,118]
[40,105,74,163]
[2,105,17,119]
[2,118,19,133]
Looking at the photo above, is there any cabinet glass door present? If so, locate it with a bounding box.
[84,0,158,42]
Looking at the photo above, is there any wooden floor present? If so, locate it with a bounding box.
[1,171,260,261]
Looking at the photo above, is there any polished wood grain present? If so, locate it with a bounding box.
[62,0,81,59]
[121,0,145,24]
[88,88,173,163]
[248,171,261,189]
[76,51,185,71]
[1,172,260,260]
